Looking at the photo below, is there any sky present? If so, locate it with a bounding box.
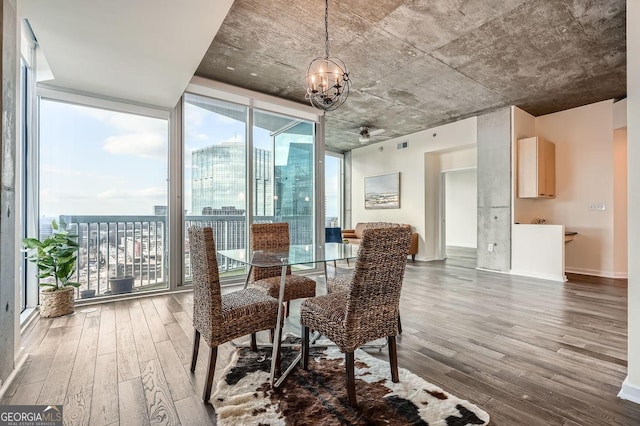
[39,98,341,222]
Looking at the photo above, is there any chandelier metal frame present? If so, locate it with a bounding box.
[304,0,350,111]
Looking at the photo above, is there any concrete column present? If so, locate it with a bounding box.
[476,108,511,272]
[0,0,18,384]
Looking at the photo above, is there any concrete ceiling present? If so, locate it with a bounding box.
[20,0,234,108]
[195,0,626,152]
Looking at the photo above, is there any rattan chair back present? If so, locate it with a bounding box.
[250,222,292,281]
[188,226,223,346]
[344,226,411,347]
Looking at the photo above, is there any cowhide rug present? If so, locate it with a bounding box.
[211,342,490,425]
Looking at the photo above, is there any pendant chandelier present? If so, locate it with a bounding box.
[304,0,350,111]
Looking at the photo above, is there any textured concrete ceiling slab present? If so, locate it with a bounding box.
[196,0,626,151]
[20,0,234,108]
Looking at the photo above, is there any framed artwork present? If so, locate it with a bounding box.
[364,172,400,209]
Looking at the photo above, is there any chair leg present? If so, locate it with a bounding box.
[203,346,218,402]
[301,325,309,370]
[285,301,290,318]
[398,315,403,334]
[388,336,399,383]
[190,329,200,373]
[345,351,357,407]
[411,254,415,262]
[250,333,257,351]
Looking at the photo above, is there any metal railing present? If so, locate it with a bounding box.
[50,214,313,300]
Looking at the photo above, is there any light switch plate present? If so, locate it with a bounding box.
[588,203,606,211]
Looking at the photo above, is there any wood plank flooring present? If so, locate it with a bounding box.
[4,261,640,425]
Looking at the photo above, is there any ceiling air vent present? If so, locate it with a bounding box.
[397,141,409,150]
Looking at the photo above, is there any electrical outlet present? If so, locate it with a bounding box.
[488,243,494,252]
[588,203,606,211]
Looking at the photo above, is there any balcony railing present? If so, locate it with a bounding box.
[48,214,312,300]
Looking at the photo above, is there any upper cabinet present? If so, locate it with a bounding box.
[517,136,555,198]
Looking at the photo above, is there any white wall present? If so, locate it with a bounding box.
[537,101,616,277]
[613,128,628,276]
[444,169,477,248]
[350,117,477,261]
[622,0,640,403]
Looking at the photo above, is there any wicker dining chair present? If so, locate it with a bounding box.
[249,223,317,317]
[300,226,412,407]
[188,226,280,403]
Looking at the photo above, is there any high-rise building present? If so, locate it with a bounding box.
[275,142,314,244]
[191,143,273,216]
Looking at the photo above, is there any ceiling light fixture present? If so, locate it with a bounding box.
[303,0,350,111]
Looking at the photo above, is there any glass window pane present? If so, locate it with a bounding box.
[253,111,315,246]
[38,99,169,298]
[183,94,247,282]
[325,154,342,228]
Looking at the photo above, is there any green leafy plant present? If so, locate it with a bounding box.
[22,219,80,290]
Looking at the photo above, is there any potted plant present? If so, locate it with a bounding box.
[22,219,80,318]
[109,263,134,294]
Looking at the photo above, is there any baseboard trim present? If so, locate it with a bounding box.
[618,377,640,404]
[565,267,628,279]
[476,267,511,275]
[510,269,566,282]
[0,351,28,400]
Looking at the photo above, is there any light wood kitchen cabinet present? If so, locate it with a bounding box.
[517,136,555,198]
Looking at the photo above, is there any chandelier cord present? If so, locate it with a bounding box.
[324,0,330,58]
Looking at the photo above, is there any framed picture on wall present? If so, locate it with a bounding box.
[365,172,400,209]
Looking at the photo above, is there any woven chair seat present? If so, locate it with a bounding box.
[214,288,279,346]
[301,292,399,353]
[250,274,317,301]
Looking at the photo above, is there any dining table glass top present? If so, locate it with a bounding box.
[218,242,358,267]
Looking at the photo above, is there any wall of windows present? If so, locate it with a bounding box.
[24,82,322,301]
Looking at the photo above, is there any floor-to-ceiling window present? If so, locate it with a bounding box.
[183,90,319,284]
[182,94,248,281]
[324,153,343,228]
[37,97,169,298]
[253,111,315,246]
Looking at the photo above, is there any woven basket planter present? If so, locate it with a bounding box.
[40,286,75,318]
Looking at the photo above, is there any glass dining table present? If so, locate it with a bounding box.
[218,242,358,387]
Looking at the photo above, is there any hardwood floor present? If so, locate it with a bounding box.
[4,262,640,425]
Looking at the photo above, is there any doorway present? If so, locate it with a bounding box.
[441,168,477,268]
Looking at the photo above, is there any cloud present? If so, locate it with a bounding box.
[188,132,209,141]
[80,107,167,134]
[41,166,110,179]
[221,134,244,143]
[103,133,166,158]
[97,187,166,200]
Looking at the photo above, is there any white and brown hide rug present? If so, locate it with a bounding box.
[211,342,490,425]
